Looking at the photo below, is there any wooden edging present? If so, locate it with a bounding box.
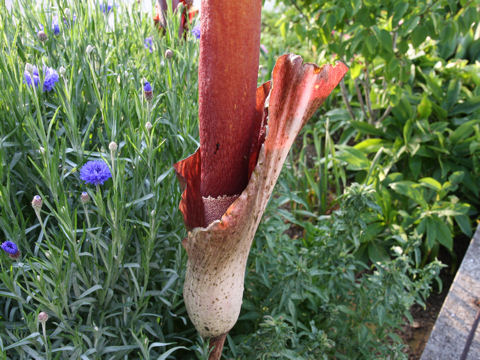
[421,224,480,360]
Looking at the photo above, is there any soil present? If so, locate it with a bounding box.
[400,271,454,359]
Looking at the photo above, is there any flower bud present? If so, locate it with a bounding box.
[145,121,153,132]
[80,192,90,203]
[37,30,47,42]
[25,63,35,74]
[59,66,66,76]
[32,195,42,210]
[64,8,71,18]
[38,311,49,323]
[108,141,118,152]
[165,49,173,59]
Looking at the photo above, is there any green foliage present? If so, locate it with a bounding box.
[228,184,442,359]
[268,0,480,262]
[0,1,198,358]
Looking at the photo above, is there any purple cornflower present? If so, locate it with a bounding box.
[52,17,60,35]
[100,2,114,14]
[80,160,112,186]
[1,241,20,259]
[24,65,40,88]
[191,25,200,39]
[143,81,153,101]
[144,37,153,53]
[43,66,59,92]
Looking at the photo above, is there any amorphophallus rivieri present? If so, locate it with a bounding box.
[173,1,348,358]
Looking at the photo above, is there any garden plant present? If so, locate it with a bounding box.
[0,0,476,359]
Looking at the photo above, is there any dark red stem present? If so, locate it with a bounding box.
[208,333,227,360]
[199,1,262,198]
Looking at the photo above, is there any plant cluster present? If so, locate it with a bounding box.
[0,1,199,358]
[269,0,480,264]
[229,184,442,359]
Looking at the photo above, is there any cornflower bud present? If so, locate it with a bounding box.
[32,195,42,210]
[64,8,71,18]
[25,63,35,74]
[81,192,90,204]
[38,30,47,41]
[59,66,66,76]
[145,121,153,132]
[165,49,173,59]
[109,141,118,152]
[38,311,49,323]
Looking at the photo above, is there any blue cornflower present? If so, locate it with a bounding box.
[1,241,20,259]
[52,17,60,35]
[143,81,152,92]
[191,25,200,39]
[80,160,112,186]
[144,37,153,53]
[100,2,114,14]
[43,66,59,92]
[24,65,40,88]
[143,81,153,101]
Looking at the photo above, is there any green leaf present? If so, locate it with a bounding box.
[445,79,461,111]
[451,96,480,115]
[450,120,478,143]
[390,181,427,207]
[434,219,453,251]
[455,215,472,237]
[425,217,437,250]
[419,177,442,191]
[354,138,384,153]
[351,121,384,136]
[417,94,432,119]
[350,62,363,79]
[337,146,371,170]
[367,242,389,263]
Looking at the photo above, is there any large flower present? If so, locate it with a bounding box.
[173,1,347,358]
[80,160,112,186]
[43,66,59,92]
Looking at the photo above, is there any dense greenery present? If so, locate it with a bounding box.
[270,0,480,264]
[0,0,476,359]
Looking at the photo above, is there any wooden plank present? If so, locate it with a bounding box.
[421,224,480,360]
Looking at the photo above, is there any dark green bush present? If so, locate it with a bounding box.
[227,184,442,359]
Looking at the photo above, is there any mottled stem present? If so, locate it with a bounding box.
[208,334,226,360]
[199,0,262,198]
